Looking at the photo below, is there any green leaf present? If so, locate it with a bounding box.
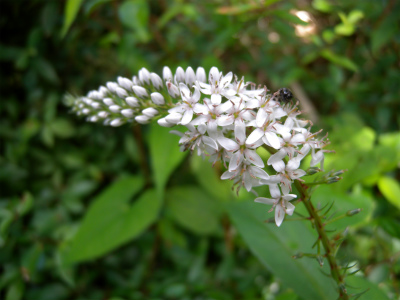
[149,124,188,196]
[378,176,400,210]
[61,0,83,38]
[320,49,358,72]
[228,200,337,300]
[49,118,75,138]
[166,186,222,235]
[118,0,149,43]
[371,15,398,54]
[312,0,333,13]
[346,276,390,300]
[63,176,162,263]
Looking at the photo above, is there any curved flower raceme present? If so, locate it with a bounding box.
[67,66,331,227]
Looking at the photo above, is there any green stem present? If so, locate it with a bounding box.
[263,145,348,299]
[294,180,348,299]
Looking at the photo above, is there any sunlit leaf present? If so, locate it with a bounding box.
[61,0,83,38]
[378,176,400,210]
[320,49,358,72]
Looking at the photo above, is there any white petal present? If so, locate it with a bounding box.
[157,117,174,127]
[211,93,222,105]
[272,160,285,172]
[235,121,246,145]
[282,194,297,202]
[265,132,281,149]
[217,115,234,127]
[256,108,268,128]
[254,197,276,205]
[285,202,295,216]
[192,86,201,102]
[275,205,285,227]
[202,135,218,150]
[244,149,264,168]
[179,83,191,99]
[229,151,244,171]
[221,72,233,86]
[218,137,239,151]
[209,67,220,82]
[246,128,264,144]
[249,166,269,180]
[180,109,193,125]
[290,169,307,179]
[267,148,287,165]
[269,184,281,199]
[291,133,305,144]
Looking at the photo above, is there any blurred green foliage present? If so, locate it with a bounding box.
[1,0,399,299]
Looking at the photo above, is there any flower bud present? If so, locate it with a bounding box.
[163,66,173,81]
[99,86,108,97]
[103,98,114,106]
[175,66,185,83]
[116,87,128,98]
[121,109,134,118]
[110,118,124,127]
[142,107,158,117]
[106,81,118,94]
[82,108,90,115]
[151,92,165,105]
[117,77,133,91]
[89,116,98,122]
[185,66,196,86]
[346,208,362,216]
[165,112,182,124]
[109,105,121,113]
[196,67,206,83]
[138,68,150,85]
[167,81,180,98]
[97,111,109,118]
[132,85,148,98]
[135,115,150,124]
[150,73,163,89]
[306,167,321,175]
[91,102,100,109]
[125,97,139,107]
[157,117,174,127]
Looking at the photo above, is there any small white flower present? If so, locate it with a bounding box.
[255,184,297,227]
[198,67,235,105]
[151,92,165,105]
[132,86,149,98]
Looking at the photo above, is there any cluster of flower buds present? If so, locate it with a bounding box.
[68,66,331,226]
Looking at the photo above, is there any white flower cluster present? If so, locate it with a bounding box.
[70,66,330,226]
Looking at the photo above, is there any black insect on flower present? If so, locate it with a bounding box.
[273,88,294,104]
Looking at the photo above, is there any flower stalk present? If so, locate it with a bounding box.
[66,66,353,299]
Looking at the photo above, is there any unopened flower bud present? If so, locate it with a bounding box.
[167,81,180,98]
[332,170,346,177]
[82,108,90,115]
[132,85,148,98]
[132,76,140,85]
[97,111,109,118]
[121,109,134,118]
[99,86,108,97]
[117,77,133,91]
[116,87,128,98]
[135,115,150,124]
[165,112,182,124]
[157,117,174,127]
[138,68,150,85]
[163,66,173,81]
[346,208,362,216]
[103,98,114,106]
[175,66,185,83]
[327,176,341,184]
[106,82,118,94]
[196,67,206,82]
[91,102,100,109]
[151,92,165,105]
[185,67,196,86]
[150,73,163,89]
[142,107,158,117]
[109,105,121,113]
[306,167,321,175]
[110,118,124,127]
[125,97,139,107]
